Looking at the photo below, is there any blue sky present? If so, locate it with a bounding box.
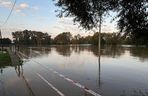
[0,0,118,39]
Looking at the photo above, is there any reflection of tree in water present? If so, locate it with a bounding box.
[129,47,148,62]
[70,45,92,54]
[54,45,93,56]
[19,46,51,58]
[16,45,126,58]
[0,54,12,71]
[15,64,35,96]
[120,89,148,96]
[54,45,125,58]
[0,61,12,74]
[0,62,12,69]
[55,45,72,56]
[91,45,125,58]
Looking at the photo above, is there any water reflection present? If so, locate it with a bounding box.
[90,45,125,58]
[52,45,126,58]
[0,50,35,96]
[129,47,148,62]
[13,55,35,96]
[120,89,148,96]
[11,45,148,96]
[15,64,35,96]
[19,46,51,58]
[18,45,148,61]
[54,45,72,56]
[0,59,12,69]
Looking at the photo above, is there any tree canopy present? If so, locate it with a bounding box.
[54,32,72,44]
[12,30,51,45]
[0,38,11,45]
[54,0,148,45]
[117,0,148,45]
[55,0,118,30]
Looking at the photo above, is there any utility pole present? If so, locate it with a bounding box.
[98,0,102,89]
[0,29,2,51]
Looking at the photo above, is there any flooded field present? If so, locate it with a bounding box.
[0,45,148,96]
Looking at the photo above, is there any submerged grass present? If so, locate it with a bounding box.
[0,51,12,68]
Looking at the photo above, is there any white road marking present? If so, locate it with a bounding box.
[51,69,101,96]
[19,51,102,96]
[37,73,65,96]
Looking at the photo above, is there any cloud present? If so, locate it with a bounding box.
[0,1,29,15]
[19,3,29,9]
[50,17,88,37]
[50,17,118,38]
[0,0,12,8]
[0,0,38,16]
[15,3,29,14]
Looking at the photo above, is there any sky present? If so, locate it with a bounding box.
[0,0,118,39]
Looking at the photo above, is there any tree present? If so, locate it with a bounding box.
[117,0,148,45]
[54,32,72,44]
[55,0,117,30]
[54,0,148,45]
[12,30,51,45]
[0,38,11,45]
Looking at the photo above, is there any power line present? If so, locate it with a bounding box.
[0,0,17,27]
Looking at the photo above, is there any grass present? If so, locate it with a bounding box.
[0,51,12,68]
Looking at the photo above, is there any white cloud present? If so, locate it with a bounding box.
[15,3,29,14]
[50,17,88,37]
[0,0,29,15]
[0,0,12,8]
[50,17,118,38]
[19,3,29,9]
[0,0,38,16]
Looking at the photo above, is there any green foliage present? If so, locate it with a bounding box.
[55,0,117,30]
[11,30,147,45]
[54,0,148,45]
[54,32,72,44]
[0,51,11,67]
[0,38,11,45]
[12,30,51,45]
[117,0,148,45]
[91,32,120,45]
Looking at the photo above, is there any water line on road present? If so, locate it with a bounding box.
[18,51,102,96]
[37,73,65,96]
[18,52,65,96]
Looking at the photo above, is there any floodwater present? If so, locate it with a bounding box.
[0,45,148,96]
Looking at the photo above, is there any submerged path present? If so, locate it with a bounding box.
[7,47,21,66]
[18,51,102,96]
[0,48,102,96]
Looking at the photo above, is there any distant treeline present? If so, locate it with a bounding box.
[11,30,148,46]
[0,38,11,45]
[12,30,51,45]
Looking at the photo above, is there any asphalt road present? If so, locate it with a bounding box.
[0,50,101,96]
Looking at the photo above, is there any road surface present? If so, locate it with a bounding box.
[0,49,101,96]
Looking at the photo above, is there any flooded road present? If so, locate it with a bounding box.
[0,45,148,96]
